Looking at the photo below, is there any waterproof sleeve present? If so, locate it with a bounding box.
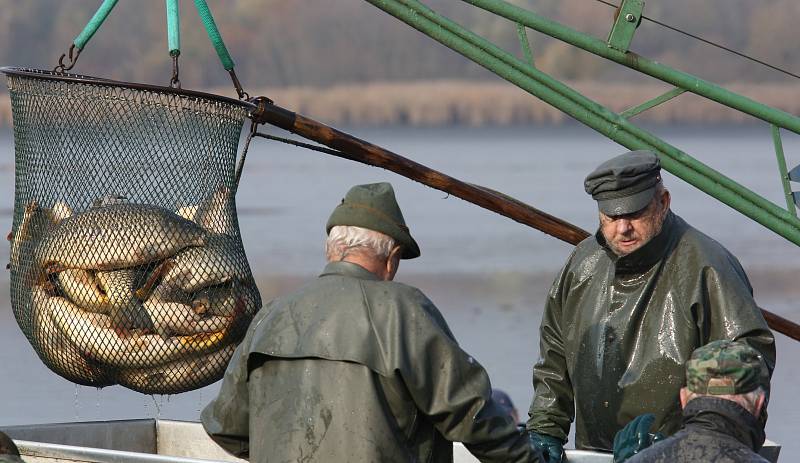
[385,288,538,463]
[200,342,251,458]
[696,258,776,376]
[526,264,574,442]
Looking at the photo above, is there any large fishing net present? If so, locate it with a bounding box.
[4,68,261,394]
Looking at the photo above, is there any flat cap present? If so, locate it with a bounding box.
[685,340,770,396]
[326,182,420,259]
[584,150,662,216]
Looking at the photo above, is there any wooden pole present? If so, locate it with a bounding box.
[251,100,800,342]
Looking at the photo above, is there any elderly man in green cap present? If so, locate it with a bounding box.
[202,182,539,462]
[526,150,775,461]
[614,340,771,462]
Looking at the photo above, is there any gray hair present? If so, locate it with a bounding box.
[325,225,397,261]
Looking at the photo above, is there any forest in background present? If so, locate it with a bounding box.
[0,0,798,125]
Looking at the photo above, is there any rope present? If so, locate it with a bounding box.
[592,0,800,81]
[253,132,349,158]
[237,129,354,193]
[166,0,181,55]
[234,121,258,192]
[193,0,235,71]
[74,0,119,50]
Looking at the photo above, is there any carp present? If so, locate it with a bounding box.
[56,268,109,313]
[117,344,236,395]
[49,299,224,369]
[142,299,231,338]
[35,203,207,272]
[191,279,261,318]
[96,267,152,329]
[30,286,115,386]
[56,267,152,329]
[155,233,252,295]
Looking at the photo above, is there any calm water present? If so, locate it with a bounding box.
[0,125,798,457]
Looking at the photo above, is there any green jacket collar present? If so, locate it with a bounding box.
[596,211,685,274]
[320,260,382,281]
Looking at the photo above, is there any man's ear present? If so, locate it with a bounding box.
[660,188,671,212]
[679,387,690,409]
[384,246,402,281]
[754,392,767,418]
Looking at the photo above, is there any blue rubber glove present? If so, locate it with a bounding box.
[528,431,565,463]
[612,414,665,463]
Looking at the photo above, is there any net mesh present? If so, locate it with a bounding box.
[5,69,261,394]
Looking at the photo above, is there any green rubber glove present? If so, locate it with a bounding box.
[612,414,665,463]
[528,431,565,463]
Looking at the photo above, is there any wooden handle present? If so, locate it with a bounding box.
[253,102,590,245]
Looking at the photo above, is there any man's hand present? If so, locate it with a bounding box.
[612,414,664,463]
[528,432,565,463]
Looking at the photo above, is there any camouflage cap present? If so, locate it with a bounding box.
[685,340,770,395]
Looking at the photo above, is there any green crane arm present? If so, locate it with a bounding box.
[364,0,800,249]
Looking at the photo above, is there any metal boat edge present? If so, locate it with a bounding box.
[1,419,780,462]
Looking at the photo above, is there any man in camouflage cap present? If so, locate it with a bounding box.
[203,182,539,462]
[527,150,775,461]
[618,340,771,462]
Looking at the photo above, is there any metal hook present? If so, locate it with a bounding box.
[170,51,181,89]
[53,44,82,74]
[228,69,249,100]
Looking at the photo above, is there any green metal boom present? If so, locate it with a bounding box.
[365,0,800,248]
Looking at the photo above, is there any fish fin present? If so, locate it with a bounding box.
[136,259,175,300]
[179,330,227,350]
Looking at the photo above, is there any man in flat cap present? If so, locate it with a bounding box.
[202,182,539,462]
[616,340,771,462]
[526,150,775,461]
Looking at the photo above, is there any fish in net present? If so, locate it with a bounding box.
[5,68,262,394]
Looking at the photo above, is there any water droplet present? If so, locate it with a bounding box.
[151,395,162,418]
[73,384,80,421]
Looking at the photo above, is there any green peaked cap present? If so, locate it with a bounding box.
[326,182,421,259]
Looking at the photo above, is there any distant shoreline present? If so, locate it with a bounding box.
[1,80,799,127]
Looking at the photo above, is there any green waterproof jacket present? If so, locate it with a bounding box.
[202,261,537,463]
[527,212,775,452]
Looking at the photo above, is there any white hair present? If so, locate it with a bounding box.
[325,225,397,261]
[685,386,766,415]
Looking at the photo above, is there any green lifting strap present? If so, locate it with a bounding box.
[194,0,235,71]
[74,0,119,50]
[166,0,181,56]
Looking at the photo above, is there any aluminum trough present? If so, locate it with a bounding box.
[1,419,780,462]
